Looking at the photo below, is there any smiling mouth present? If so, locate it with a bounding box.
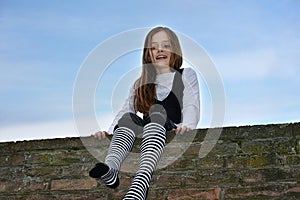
[156,55,168,60]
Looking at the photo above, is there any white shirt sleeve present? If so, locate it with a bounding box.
[107,84,136,134]
[180,68,200,129]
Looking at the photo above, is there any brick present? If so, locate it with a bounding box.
[51,177,97,191]
[209,141,239,155]
[226,190,281,199]
[225,183,293,199]
[225,153,281,169]
[242,137,296,154]
[0,194,57,200]
[225,154,250,169]
[59,192,108,199]
[0,167,25,181]
[292,122,300,138]
[193,129,209,142]
[198,155,224,169]
[167,188,222,200]
[184,170,242,187]
[163,142,192,158]
[0,122,299,199]
[147,188,167,200]
[0,138,85,153]
[25,153,50,164]
[118,173,134,188]
[0,181,23,192]
[161,156,196,171]
[248,153,278,168]
[110,191,128,200]
[25,163,89,180]
[288,186,300,193]
[0,154,24,166]
[242,170,264,183]
[195,140,239,159]
[119,156,139,173]
[4,192,109,200]
[25,165,57,178]
[153,173,182,187]
[183,143,202,157]
[287,185,300,197]
[26,150,94,166]
[239,167,300,184]
[221,123,294,141]
[60,163,91,178]
[23,181,49,192]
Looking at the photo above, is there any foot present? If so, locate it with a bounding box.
[89,163,119,189]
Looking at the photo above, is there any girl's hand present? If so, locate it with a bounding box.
[174,126,191,134]
[92,131,109,140]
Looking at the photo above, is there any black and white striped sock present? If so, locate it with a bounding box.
[89,127,135,188]
[124,122,166,200]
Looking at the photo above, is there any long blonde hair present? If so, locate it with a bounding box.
[134,27,183,114]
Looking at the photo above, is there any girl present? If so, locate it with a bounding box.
[89,26,200,199]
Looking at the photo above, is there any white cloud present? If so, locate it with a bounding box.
[0,113,114,142]
[223,96,300,127]
[214,47,299,81]
[0,120,77,142]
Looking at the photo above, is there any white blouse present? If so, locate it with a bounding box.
[107,67,200,134]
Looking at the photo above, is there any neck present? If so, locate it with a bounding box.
[155,65,172,74]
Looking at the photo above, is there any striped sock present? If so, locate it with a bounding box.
[89,127,135,188]
[124,122,166,200]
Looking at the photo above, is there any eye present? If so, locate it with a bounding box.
[163,44,171,49]
[151,44,158,50]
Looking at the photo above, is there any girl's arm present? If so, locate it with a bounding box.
[180,68,200,131]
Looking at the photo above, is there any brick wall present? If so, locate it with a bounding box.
[0,122,299,199]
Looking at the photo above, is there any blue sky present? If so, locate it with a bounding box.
[1,0,299,142]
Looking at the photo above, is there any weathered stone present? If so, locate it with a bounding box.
[184,169,242,187]
[25,165,67,180]
[152,173,182,187]
[25,150,85,166]
[225,182,299,199]
[198,155,225,169]
[51,177,97,191]
[0,167,25,181]
[221,123,294,141]
[147,188,167,200]
[286,154,300,166]
[160,156,196,171]
[209,141,239,155]
[0,137,85,153]
[242,137,296,154]
[167,187,222,200]
[0,181,23,192]
[0,154,24,166]
[248,153,278,168]
[0,122,299,199]
[23,181,49,192]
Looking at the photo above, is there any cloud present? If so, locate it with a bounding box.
[0,120,77,142]
[214,47,299,81]
[0,112,114,142]
[223,96,300,127]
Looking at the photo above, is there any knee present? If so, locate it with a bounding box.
[118,112,135,127]
[148,105,167,126]
[118,112,143,135]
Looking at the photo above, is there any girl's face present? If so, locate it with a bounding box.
[150,30,172,73]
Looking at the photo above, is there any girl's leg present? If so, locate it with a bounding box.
[89,113,143,188]
[124,108,167,200]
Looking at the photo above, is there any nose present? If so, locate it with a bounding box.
[157,45,164,52]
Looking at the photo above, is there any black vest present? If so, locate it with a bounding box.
[156,68,184,124]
